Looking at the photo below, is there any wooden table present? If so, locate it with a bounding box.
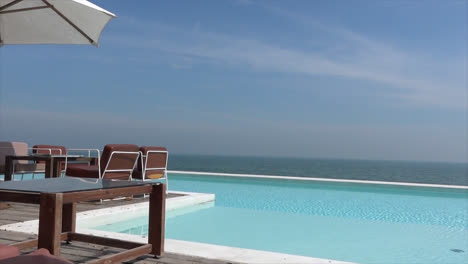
[4,155,97,181]
[0,177,166,264]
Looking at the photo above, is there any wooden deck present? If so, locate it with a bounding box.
[0,196,238,264]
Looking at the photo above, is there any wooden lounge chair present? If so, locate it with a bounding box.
[66,144,140,180]
[0,142,45,180]
[133,146,168,188]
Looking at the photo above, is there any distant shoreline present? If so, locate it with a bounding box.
[167,154,467,186]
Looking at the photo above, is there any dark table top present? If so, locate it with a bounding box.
[0,177,155,193]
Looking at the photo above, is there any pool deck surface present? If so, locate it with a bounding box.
[0,195,238,264]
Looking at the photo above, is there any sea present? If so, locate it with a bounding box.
[167,154,468,186]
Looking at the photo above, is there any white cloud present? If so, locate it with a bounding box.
[103,10,466,109]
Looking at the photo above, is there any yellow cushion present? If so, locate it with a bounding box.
[146,172,163,179]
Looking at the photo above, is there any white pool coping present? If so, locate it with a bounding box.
[168,170,468,190]
[68,228,354,264]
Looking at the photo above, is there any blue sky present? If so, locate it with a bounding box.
[0,0,466,162]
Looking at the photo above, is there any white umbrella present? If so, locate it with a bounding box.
[0,0,116,46]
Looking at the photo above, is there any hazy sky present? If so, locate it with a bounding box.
[0,0,466,162]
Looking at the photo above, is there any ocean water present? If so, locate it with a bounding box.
[1,155,465,186]
[168,155,468,186]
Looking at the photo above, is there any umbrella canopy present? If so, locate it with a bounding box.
[0,0,116,46]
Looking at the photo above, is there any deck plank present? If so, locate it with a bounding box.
[0,230,236,264]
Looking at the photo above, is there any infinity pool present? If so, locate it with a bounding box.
[93,173,468,264]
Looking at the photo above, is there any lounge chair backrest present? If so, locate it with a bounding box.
[100,144,140,179]
[138,146,168,169]
[138,146,168,179]
[0,142,28,168]
[32,145,67,156]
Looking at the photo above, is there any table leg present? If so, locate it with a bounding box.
[4,156,13,181]
[62,203,76,244]
[62,203,76,233]
[148,184,166,257]
[44,157,53,178]
[38,193,63,255]
[51,157,62,178]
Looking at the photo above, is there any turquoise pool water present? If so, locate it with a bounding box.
[92,173,468,264]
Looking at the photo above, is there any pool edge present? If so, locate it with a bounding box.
[168,170,468,190]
